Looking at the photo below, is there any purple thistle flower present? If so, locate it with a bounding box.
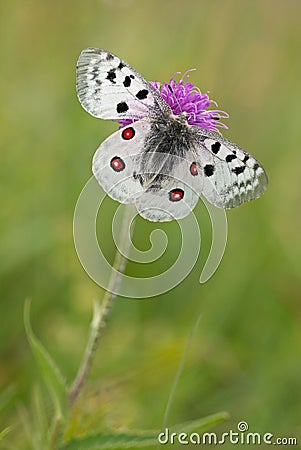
[117,70,229,133]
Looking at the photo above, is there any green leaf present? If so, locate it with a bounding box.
[24,299,68,420]
[59,429,162,450]
[172,411,229,434]
[59,411,228,449]
[0,427,10,442]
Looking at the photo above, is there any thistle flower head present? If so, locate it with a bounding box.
[117,70,229,133]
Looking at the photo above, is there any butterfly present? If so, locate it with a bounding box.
[76,48,268,222]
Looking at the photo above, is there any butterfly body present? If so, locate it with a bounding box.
[76,48,268,221]
[139,113,198,176]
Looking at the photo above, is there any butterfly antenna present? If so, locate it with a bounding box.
[168,84,184,116]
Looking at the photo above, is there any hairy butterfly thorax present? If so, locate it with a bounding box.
[139,113,198,178]
[76,48,268,222]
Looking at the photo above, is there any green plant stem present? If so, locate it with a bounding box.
[68,204,136,406]
[49,415,61,450]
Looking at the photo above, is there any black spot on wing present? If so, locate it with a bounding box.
[106,69,116,83]
[243,155,249,163]
[232,166,246,175]
[116,102,129,113]
[204,164,215,177]
[253,163,259,171]
[123,76,132,87]
[226,154,236,162]
[211,142,221,154]
[136,89,149,100]
[106,53,114,61]
[118,62,125,69]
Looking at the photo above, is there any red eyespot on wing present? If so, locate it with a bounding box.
[121,126,135,140]
[169,188,184,202]
[190,162,198,176]
[110,156,125,172]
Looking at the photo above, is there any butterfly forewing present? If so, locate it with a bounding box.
[196,129,268,208]
[76,48,171,120]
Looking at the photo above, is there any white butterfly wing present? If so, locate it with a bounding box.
[76,48,171,120]
[92,121,151,203]
[135,153,203,222]
[196,129,268,208]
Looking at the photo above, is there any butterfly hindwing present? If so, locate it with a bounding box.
[76,48,170,121]
[196,129,268,208]
[135,152,203,222]
[92,120,152,203]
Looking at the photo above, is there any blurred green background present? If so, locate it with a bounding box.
[1,0,301,448]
